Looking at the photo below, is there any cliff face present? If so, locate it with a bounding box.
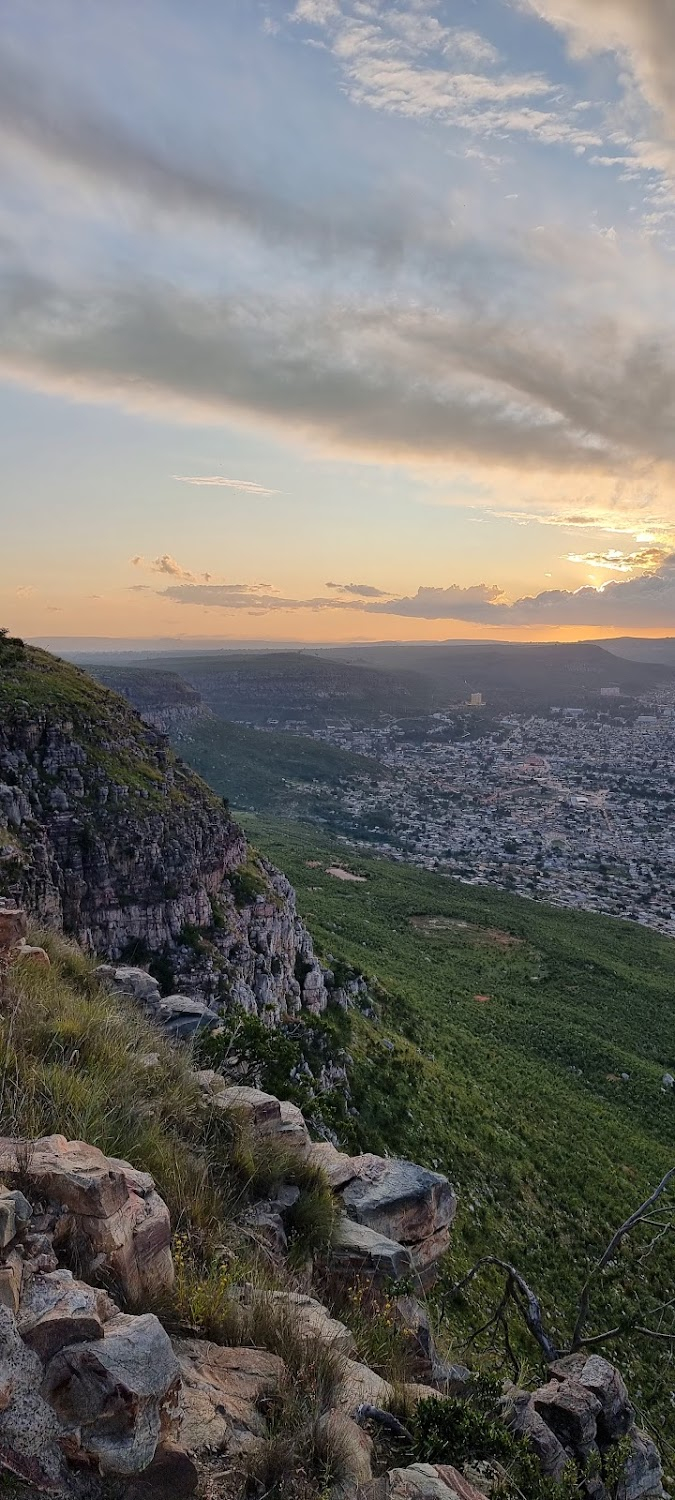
[0,638,327,1018]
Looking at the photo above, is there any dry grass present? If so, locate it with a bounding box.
[243,1332,349,1500]
[0,933,332,1279]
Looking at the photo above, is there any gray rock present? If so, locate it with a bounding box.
[0,1305,66,1492]
[532,1377,602,1459]
[97,965,161,1005]
[17,1268,115,1363]
[616,1428,665,1500]
[42,1311,181,1476]
[502,1386,570,1480]
[549,1354,634,1441]
[331,1215,414,1283]
[156,995,220,1038]
[0,1187,31,1250]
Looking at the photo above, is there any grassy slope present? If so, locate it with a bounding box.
[172,715,383,814]
[244,813,675,1440]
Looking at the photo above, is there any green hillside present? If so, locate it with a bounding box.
[243,813,675,1453]
[171,715,384,816]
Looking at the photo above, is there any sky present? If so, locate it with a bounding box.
[3,0,675,645]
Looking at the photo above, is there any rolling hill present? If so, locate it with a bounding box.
[320,641,674,711]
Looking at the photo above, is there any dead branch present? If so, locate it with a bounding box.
[450,1256,559,1363]
[570,1167,675,1350]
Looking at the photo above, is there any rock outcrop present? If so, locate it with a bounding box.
[0,1135,173,1305]
[504,1354,665,1500]
[0,644,329,1020]
[210,1082,456,1288]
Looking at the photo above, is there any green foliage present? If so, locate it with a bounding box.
[0,932,332,1286]
[230,856,271,908]
[409,1385,580,1500]
[195,1003,352,1124]
[410,1381,513,1465]
[165,710,385,822]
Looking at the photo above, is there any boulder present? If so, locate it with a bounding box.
[549,1354,634,1441]
[502,1386,570,1479]
[15,941,50,968]
[213,1086,310,1154]
[616,1429,665,1500]
[312,1142,455,1283]
[0,1136,173,1304]
[156,995,220,1039]
[0,1186,32,1250]
[317,1409,373,1486]
[532,1377,601,1459]
[331,1215,414,1284]
[0,1305,66,1493]
[17,1268,116,1363]
[339,1360,439,1416]
[339,1360,394,1413]
[172,1339,284,1457]
[96,965,161,1005]
[123,1443,199,1499]
[239,1288,356,1357]
[42,1311,181,1476]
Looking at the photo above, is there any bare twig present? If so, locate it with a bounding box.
[570,1168,675,1350]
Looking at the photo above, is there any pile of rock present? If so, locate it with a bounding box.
[504,1353,664,1500]
[0,1123,666,1500]
[199,1080,457,1291]
[0,1145,180,1491]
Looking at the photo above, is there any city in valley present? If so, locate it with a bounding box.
[304,692,675,938]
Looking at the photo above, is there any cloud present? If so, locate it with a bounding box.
[4,265,674,483]
[172,475,278,494]
[151,554,197,581]
[566,545,668,573]
[366,556,675,626]
[161,552,675,627]
[325,581,389,597]
[289,0,601,151]
[0,44,455,271]
[521,1,675,213]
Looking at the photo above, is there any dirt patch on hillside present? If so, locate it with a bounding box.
[410,915,523,948]
[326,866,367,883]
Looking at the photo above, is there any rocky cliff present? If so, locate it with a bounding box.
[0,635,328,1019]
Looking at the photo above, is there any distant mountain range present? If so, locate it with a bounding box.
[77,640,673,722]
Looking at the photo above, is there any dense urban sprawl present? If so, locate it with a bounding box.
[297,691,675,936]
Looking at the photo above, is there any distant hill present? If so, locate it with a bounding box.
[319,640,674,710]
[590,636,675,667]
[86,649,433,727]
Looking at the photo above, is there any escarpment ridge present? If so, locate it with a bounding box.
[0,635,329,1023]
